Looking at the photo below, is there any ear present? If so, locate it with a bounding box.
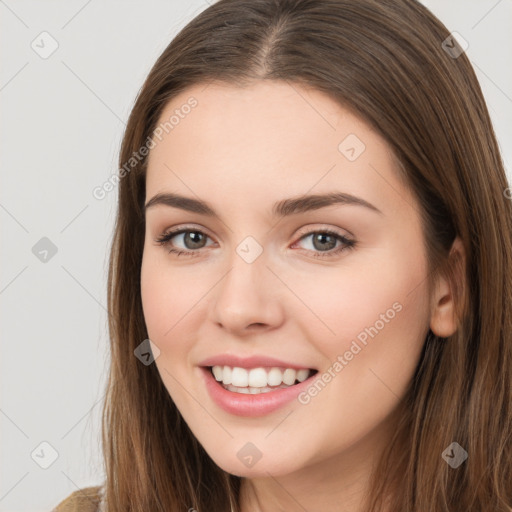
[429,236,466,338]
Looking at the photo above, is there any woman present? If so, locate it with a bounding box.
[54,0,512,510]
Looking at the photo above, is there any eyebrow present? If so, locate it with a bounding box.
[144,191,383,218]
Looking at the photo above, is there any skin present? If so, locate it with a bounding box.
[140,80,463,512]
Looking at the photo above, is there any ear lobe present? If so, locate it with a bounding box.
[429,237,466,338]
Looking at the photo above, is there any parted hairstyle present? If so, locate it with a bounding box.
[101,0,512,510]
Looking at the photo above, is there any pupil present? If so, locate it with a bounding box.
[185,231,205,249]
[313,233,336,251]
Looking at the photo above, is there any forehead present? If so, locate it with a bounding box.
[150,80,366,158]
[145,80,415,219]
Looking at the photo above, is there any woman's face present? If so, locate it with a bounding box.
[141,80,432,479]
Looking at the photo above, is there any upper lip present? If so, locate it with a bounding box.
[198,354,316,370]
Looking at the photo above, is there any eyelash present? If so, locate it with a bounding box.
[154,226,356,260]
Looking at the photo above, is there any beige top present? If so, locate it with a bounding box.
[52,485,236,511]
[52,486,104,512]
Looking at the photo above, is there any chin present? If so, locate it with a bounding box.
[197,437,308,478]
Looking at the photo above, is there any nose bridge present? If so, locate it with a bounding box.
[218,237,269,307]
[212,235,283,331]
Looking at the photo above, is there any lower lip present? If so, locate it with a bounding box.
[200,366,316,417]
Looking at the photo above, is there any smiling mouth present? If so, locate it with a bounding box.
[207,365,318,394]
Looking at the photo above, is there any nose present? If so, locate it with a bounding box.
[211,248,285,335]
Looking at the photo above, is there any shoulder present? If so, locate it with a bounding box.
[52,485,104,512]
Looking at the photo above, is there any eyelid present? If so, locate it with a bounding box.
[156,223,215,240]
[294,223,354,239]
[154,223,356,259]
[155,223,352,244]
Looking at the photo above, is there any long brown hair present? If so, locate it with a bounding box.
[102,0,512,510]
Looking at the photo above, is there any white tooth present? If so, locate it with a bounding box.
[224,382,299,394]
[212,365,223,381]
[296,369,310,382]
[222,366,232,385]
[231,367,249,387]
[248,367,267,387]
[267,367,283,386]
[282,368,297,385]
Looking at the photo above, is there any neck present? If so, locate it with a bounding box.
[238,418,395,512]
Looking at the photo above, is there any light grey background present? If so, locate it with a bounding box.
[1,1,510,511]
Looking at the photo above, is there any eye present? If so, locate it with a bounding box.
[154,226,356,259]
[154,227,215,258]
[292,228,356,259]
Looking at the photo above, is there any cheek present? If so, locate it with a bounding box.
[296,242,430,370]
[140,257,167,338]
[140,253,198,405]
[140,252,189,344]
[140,249,213,379]
[287,247,430,453]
